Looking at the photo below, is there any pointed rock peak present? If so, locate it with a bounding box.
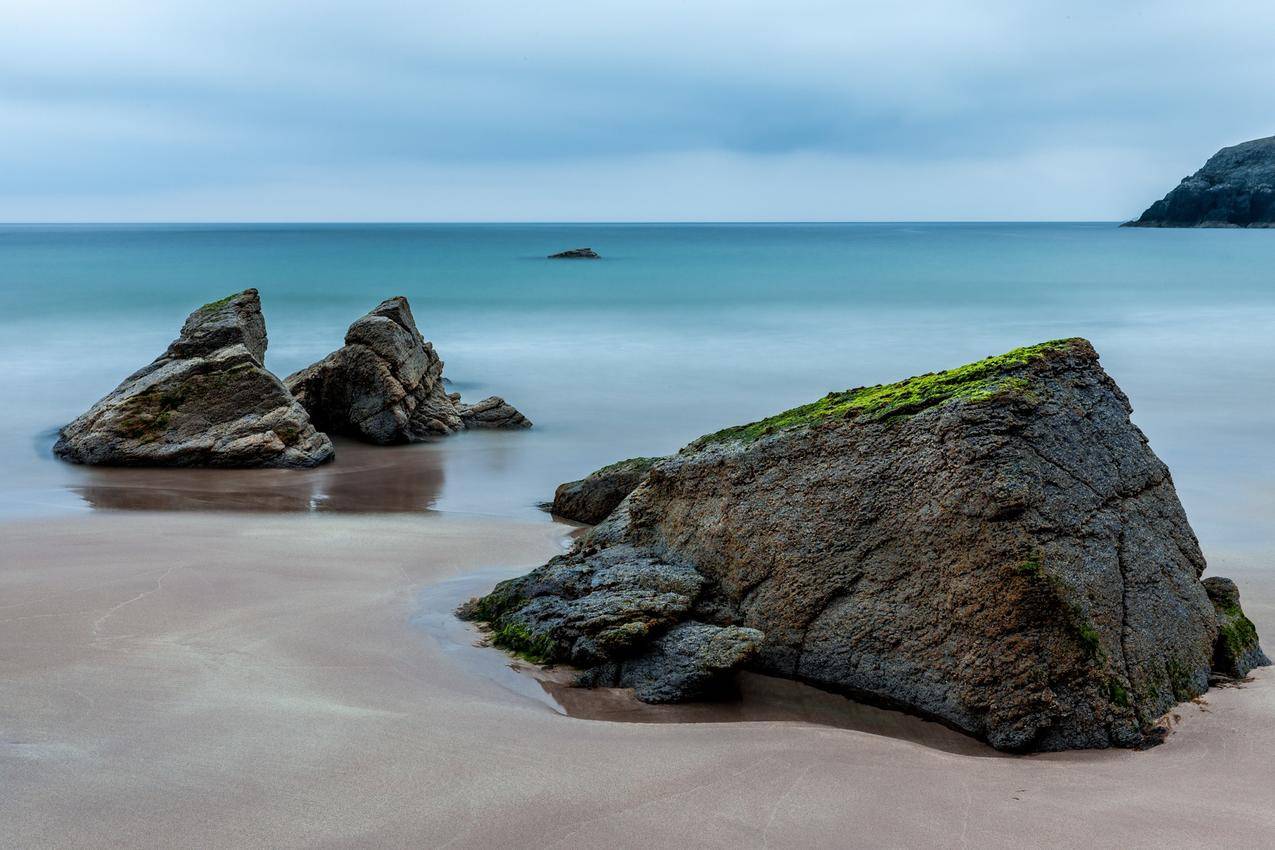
[286,296,531,445]
[369,295,416,328]
[167,289,268,365]
[346,295,421,344]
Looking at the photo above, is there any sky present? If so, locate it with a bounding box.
[2,0,1274,222]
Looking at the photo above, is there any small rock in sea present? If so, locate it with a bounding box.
[285,296,530,444]
[548,247,600,259]
[548,456,664,524]
[53,289,333,468]
[461,338,1270,752]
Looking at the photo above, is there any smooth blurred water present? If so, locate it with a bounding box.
[1,223,1272,560]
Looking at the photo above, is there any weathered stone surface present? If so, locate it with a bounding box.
[466,339,1252,752]
[1203,577,1271,678]
[548,247,600,259]
[550,456,663,524]
[1125,136,1275,227]
[53,290,333,468]
[458,545,704,666]
[285,297,530,444]
[578,622,763,703]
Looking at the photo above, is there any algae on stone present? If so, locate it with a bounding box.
[695,339,1069,446]
[1203,576,1270,677]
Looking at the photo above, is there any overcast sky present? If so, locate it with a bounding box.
[3,1,1273,221]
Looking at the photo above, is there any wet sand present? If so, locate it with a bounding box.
[3,512,1274,848]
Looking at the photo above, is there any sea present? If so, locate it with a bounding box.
[2,222,1272,564]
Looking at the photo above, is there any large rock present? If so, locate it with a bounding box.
[1125,136,1275,227]
[285,297,530,444]
[549,456,663,524]
[53,290,333,468]
[1203,577,1270,678]
[464,339,1265,751]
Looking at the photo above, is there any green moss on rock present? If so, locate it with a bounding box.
[1015,557,1044,577]
[1217,603,1260,660]
[489,622,556,664]
[115,386,189,442]
[695,339,1076,446]
[456,578,527,625]
[1107,679,1131,708]
[1164,659,1197,702]
[198,293,239,312]
[1076,621,1103,660]
[594,456,662,476]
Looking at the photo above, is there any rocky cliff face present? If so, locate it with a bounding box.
[1126,136,1275,227]
[463,339,1268,751]
[285,297,530,444]
[53,290,333,468]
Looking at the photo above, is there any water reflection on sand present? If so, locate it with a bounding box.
[66,437,445,512]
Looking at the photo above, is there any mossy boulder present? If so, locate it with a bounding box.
[1203,577,1271,678]
[53,290,333,468]
[467,338,1251,752]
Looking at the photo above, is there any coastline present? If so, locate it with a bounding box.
[3,510,1273,847]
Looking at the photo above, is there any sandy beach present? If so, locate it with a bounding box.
[3,511,1272,848]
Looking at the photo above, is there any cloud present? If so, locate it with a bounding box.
[2,0,1274,220]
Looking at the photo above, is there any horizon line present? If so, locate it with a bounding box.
[0,219,1128,226]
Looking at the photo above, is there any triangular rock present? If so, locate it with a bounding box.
[285,296,530,444]
[463,339,1267,751]
[53,290,334,468]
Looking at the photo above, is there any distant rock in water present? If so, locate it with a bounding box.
[549,456,663,524]
[1125,136,1275,227]
[285,296,530,444]
[548,248,600,259]
[53,290,333,468]
[462,339,1269,751]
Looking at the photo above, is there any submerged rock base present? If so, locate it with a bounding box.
[462,338,1269,752]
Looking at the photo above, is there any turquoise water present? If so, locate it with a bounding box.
[2,223,1273,561]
